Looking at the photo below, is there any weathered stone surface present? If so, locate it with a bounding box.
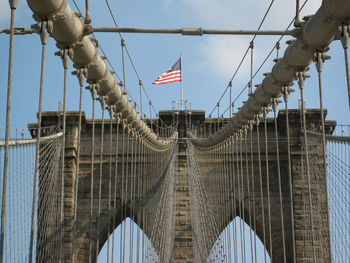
[31,109,334,262]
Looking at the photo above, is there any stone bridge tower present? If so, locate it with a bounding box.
[29,109,334,262]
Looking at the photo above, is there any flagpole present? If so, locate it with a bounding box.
[180,55,183,110]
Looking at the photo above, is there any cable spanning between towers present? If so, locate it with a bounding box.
[195,0,349,148]
[219,4,302,118]
[103,0,172,128]
[105,0,172,126]
[71,0,148,119]
[27,0,173,148]
[74,0,165,123]
[208,0,277,118]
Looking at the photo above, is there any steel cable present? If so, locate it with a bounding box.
[263,109,273,262]
[0,7,16,262]
[29,21,48,263]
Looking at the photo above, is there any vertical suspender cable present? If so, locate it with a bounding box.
[147,144,150,262]
[123,127,131,263]
[0,2,17,261]
[59,49,70,263]
[263,108,273,262]
[232,138,238,263]
[211,147,217,256]
[107,111,113,263]
[216,145,221,258]
[272,98,287,263]
[250,41,254,95]
[72,68,85,263]
[120,123,126,263]
[282,86,296,263]
[223,144,228,262]
[295,0,300,26]
[340,25,350,109]
[229,82,232,117]
[129,134,135,263]
[315,52,333,261]
[224,142,232,263]
[89,84,97,263]
[226,142,232,261]
[111,115,120,263]
[239,132,246,263]
[136,137,141,263]
[150,145,155,261]
[96,98,106,262]
[256,115,267,263]
[145,144,149,262]
[149,101,153,131]
[298,71,316,262]
[219,145,224,259]
[217,104,220,131]
[141,141,145,263]
[121,39,127,94]
[140,143,147,262]
[244,128,254,263]
[276,42,280,60]
[29,20,49,263]
[212,147,217,255]
[226,145,232,262]
[143,143,148,263]
[235,134,244,262]
[139,80,143,119]
[84,0,91,24]
[249,123,258,263]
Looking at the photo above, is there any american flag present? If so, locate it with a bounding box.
[152,58,182,85]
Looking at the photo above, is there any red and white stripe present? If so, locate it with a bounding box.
[152,70,181,85]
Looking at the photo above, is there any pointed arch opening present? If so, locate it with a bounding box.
[208,217,271,263]
[98,217,160,262]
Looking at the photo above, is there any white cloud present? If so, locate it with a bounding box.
[0,0,10,24]
[163,0,323,80]
[198,36,262,80]
[177,0,322,28]
[259,0,323,29]
[179,0,266,29]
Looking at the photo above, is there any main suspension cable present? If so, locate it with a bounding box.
[104,0,163,118]
[212,0,310,118]
[208,0,276,117]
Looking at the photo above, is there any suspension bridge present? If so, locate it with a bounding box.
[0,0,349,262]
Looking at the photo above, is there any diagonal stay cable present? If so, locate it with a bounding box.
[105,0,176,128]
[104,0,163,118]
[71,0,121,81]
[208,0,276,117]
[104,0,179,129]
[71,0,146,116]
[221,43,278,116]
[219,0,310,117]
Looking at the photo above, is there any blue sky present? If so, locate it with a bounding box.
[1,0,349,138]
